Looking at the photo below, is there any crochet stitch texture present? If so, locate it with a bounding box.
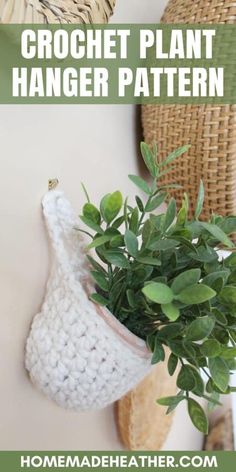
[25,191,151,410]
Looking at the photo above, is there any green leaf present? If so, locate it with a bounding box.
[91,271,109,292]
[104,251,130,269]
[207,392,222,412]
[224,252,236,268]
[83,203,101,225]
[149,238,179,251]
[136,256,161,266]
[176,284,216,305]
[201,222,234,249]
[159,184,183,191]
[195,180,204,219]
[79,215,104,235]
[110,235,124,248]
[220,216,236,235]
[124,229,139,257]
[212,308,227,326]
[126,289,136,308]
[177,192,189,225]
[208,357,230,392]
[159,166,175,178]
[147,333,156,352]
[142,283,174,304]
[81,182,90,203]
[132,266,153,285]
[87,255,106,274]
[188,367,204,396]
[87,235,111,249]
[171,236,198,253]
[100,194,110,220]
[171,269,201,295]
[104,227,120,237]
[203,270,229,287]
[226,358,236,371]
[229,330,236,343]
[145,193,167,212]
[161,145,190,166]
[135,195,144,212]
[207,378,231,395]
[183,341,197,359]
[140,141,158,177]
[186,316,215,341]
[220,347,236,360]
[142,219,153,247]
[200,339,222,358]
[168,340,192,359]
[151,276,167,284]
[157,395,185,407]
[219,286,236,306]
[150,213,165,231]
[213,326,229,345]
[187,399,208,434]
[151,338,165,365]
[152,142,158,159]
[128,174,151,195]
[228,270,236,284]
[177,365,196,391]
[163,198,176,231]
[129,207,139,234]
[166,394,186,414]
[161,303,180,321]
[159,323,183,340]
[206,378,215,394]
[190,245,218,263]
[168,353,178,376]
[112,215,125,229]
[101,191,123,224]
[90,293,108,306]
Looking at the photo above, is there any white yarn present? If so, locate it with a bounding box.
[25,190,152,411]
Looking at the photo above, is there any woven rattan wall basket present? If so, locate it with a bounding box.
[0,0,116,23]
[142,0,236,219]
[117,357,177,451]
[0,0,178,451]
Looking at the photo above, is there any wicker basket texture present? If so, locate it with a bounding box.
[117,358,177,451]
[117,353,176,451]
[0,0,116,24]
[142,0,236,219]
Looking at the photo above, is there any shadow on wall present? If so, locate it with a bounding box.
[135,106,149,178]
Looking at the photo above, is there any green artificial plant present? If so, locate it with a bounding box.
[78,142,236,435]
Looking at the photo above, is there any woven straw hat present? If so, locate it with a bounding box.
[0,0,116,23]
[142,0,236,219]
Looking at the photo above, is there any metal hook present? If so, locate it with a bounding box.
[48,179,59,191]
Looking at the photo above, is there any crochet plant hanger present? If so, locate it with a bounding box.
[25,190,152,410]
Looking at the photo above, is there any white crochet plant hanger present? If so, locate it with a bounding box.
[25,189,152,411]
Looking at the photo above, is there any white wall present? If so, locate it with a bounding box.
[0,0,203,450]
[0,104,139,450]
[113,0,165,23]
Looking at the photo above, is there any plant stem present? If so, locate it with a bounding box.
[138,191,154,228]
[201,367,211,380]
[229,334,236,347]
[75,228,93,238]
